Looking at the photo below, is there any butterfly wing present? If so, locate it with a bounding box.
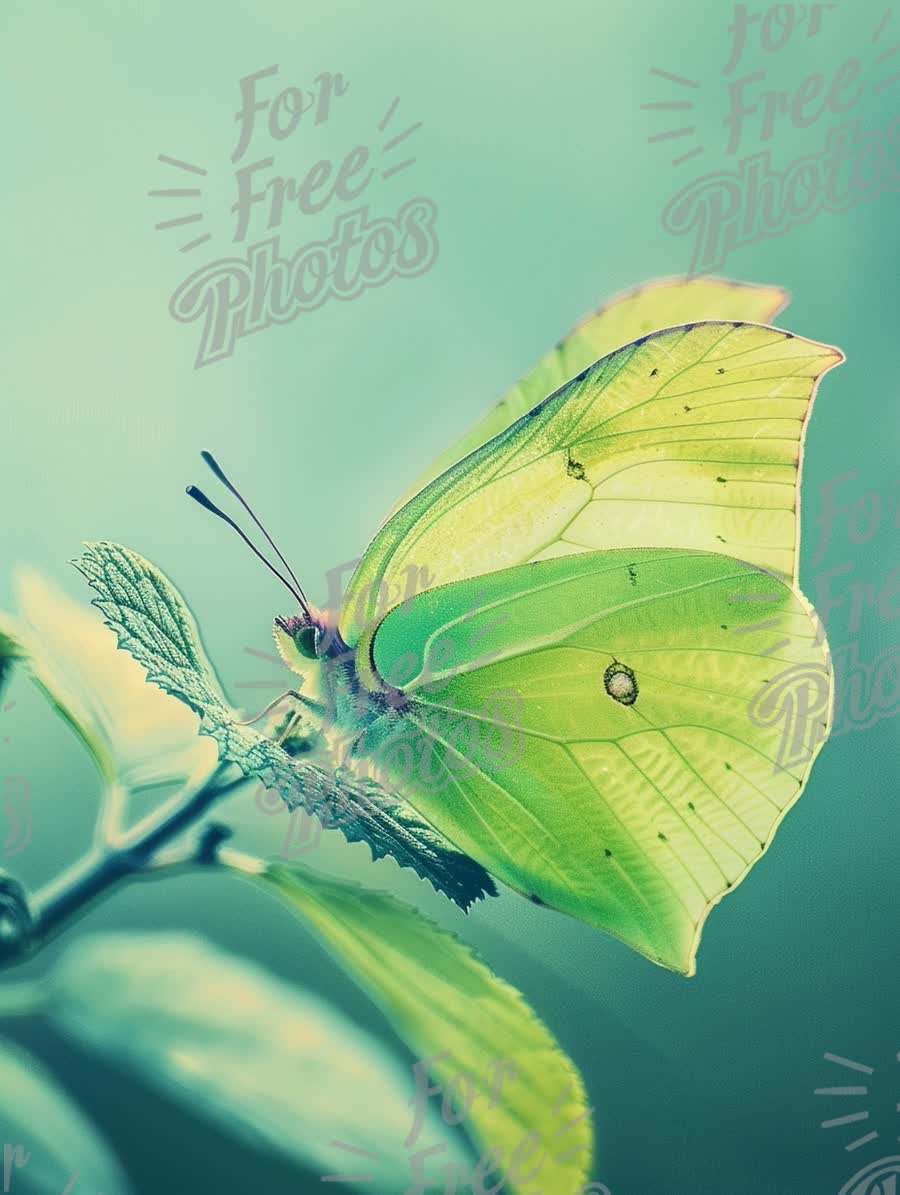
[399,277,790,504]
[351,549,831,974]
[340,322,843,645]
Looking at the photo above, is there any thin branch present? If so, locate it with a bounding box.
[218,847,267,877]
[1,767,251,969]
[95,779,128,846]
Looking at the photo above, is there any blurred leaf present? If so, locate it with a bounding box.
[47,931,475,1193]
[0,632,24,699]
[0,1036,131,1193]
[0,569,217,792]
[261,862,595,1194]
[74,542,496,909]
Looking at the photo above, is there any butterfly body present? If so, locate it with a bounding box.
[273,608,418,764]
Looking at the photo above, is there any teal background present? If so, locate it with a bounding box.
[1,1,897,1192]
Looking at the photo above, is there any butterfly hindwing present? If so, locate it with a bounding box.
[351,549,831,974]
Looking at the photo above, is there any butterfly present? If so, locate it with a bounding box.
[174,278,844,974]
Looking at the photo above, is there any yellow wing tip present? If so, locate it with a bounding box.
[777,328,846,370]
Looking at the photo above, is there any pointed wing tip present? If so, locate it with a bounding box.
[697,320,847,375]
[823,342,847,368]
[640,937,698,977]
[782,329,845,370]
[622,320,844,360]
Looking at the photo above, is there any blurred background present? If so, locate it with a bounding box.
[1,1,897,1191]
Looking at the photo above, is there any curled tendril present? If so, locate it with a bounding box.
[0,874,33,964]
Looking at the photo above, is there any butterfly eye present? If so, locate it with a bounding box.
[604,663,638,706]
[294,626,320,659]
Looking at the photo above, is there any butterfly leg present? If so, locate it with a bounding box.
[235,689,305,726]
[273,709,305,745]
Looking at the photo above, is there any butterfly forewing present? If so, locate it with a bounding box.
[339,322,843,647]
[398,276,789,504]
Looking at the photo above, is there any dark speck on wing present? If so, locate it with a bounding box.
[566,451,587,481]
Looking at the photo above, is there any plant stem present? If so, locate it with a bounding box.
[94,780,128,848]
[218,846,266,876]
[3,767,248,968]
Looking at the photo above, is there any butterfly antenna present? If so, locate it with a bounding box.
[201,451,311,613]
[186,484,310,614]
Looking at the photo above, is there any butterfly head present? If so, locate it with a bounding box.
[272,608,347,667]
[275,614,319,660]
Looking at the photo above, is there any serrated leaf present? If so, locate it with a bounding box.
[0,570,217,791]
[261,862,596,1194]
[73,542,496,909]
[0,1036,131,1193]
[47,932,474,1192]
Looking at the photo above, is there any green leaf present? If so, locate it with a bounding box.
[73,541,496,909]
[0,1036,131,1193]
[46,931,474,1192]
[260,861,595,1194]
[0,569,218,792]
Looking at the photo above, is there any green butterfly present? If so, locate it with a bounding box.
[100,277,845,977]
